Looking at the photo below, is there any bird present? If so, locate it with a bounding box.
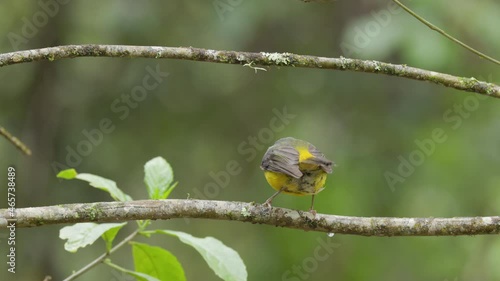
[260,137,334,214]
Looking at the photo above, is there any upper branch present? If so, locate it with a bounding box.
[0,45,498,98]
[0,126,32,155]
[390,0,500,66]
[1,199,499,237]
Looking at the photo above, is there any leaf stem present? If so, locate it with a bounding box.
[62,229,139,281]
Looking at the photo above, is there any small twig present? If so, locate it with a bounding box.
[391,0,500,66]
[243,61,267,73]
[0,126,32,155]
[62,230,139,281]
[0,45,498,98]
[2,199,499,237]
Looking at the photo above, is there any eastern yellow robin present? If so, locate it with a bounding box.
[261,137,334,213]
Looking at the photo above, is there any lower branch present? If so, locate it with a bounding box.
[0,45,498,98]
[1,199,499,237]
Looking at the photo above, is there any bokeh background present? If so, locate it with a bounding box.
[1,0,500,280]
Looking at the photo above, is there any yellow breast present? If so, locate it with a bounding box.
[264,170,327,196]
[264,171,298,193]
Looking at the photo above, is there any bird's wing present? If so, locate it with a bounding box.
[261,145,303,178]
[301,144,334,174]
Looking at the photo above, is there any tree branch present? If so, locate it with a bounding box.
[0,45,498,98]
[0,126,32,155]
[1,199,499,237]
[390,0,500,66]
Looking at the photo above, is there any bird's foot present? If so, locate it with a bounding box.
[309,209,317,217]
[263,199,273,209]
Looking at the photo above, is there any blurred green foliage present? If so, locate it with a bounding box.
[0,0,499,280]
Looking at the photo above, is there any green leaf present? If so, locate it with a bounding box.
[132,242,186,281]
[102,223,127,251]
[143,230,247,281]
[56,168,78,179]
[75,173,132,202]
[144,157,176,199]
[59,223,126,253]
[57,168,132,202]
[105,260,161,281]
